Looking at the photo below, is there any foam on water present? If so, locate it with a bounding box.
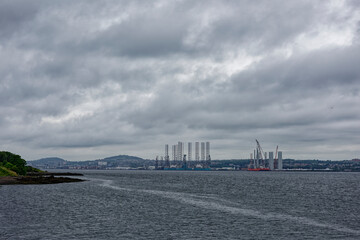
[95,178,133,192]
[98,178,360,236]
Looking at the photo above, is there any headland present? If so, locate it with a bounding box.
[0,172,85,185]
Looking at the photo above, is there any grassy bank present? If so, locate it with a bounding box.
[0,166,18,177]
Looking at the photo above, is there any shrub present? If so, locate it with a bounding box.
[0,166,18,176]
[0,151,27,175]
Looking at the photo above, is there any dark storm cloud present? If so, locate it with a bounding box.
[7,0,319,58]
[0,0,46,38]
[0,0,359,160]
[80,0,320,58]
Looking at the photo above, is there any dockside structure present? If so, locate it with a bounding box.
[248,140,283,170]
[158,141,211,169]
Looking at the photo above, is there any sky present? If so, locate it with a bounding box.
[1,0,360,161]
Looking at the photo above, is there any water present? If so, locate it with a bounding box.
[1,171,359,239]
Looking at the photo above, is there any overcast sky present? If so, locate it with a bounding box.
[1,0,359,161]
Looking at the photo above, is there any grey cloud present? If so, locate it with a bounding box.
[7,0,322,59]
[0,0,46,38]
[208,1,317,52]
[231,45,360,98]
[99,14,188,57]
[122,43,360,145]
[0,0,359,160]
[86,0,321,58]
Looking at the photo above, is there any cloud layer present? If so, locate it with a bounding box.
[1,0,359,160]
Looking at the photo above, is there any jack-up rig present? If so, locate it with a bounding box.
[248,139,283,171]
[155,141,211,170]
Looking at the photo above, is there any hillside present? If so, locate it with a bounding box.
[0,151,27,175]
[27,157,67,168]
[0,166,18,177]
[28,155,148,169]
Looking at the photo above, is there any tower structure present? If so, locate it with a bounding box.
[165,144,169,158]
[172,145,174,161]
[205,142,210,160]
[249,153,254,169]
[160,156,164,168]
[175,145,178,161]
[195,142,200,161]
[269,152,274,170]
[165,144,170,167]
[178,142,183,165]
[278,151,283,170]
[201,142,205,161]
[155,156,159,170]
[188,142,192,161]
[255,149,259,168]
[172,145,176,161]
[161,141,213,169]
[254,149,256,168]
[248,141,281,171]
[205,142,211,167]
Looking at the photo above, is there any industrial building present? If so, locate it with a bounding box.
[195,142,199,161]
[248,139,283,171]
[157,141,211,170]
[188,142,192,161]
[201,142,205,161]
[155,139,283,171]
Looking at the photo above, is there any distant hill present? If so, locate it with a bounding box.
[27,155,148,169]
[102,155,143,161]
[27,157,67,166]
[99,155,146,168]
[27,157,67,168]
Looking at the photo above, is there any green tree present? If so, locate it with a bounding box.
[0,151,27,175]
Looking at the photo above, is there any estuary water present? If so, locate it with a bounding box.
[1,170,359,239]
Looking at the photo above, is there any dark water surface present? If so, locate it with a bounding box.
[1,170,359,239]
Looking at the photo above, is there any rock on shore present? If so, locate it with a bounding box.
[0,174,85,185]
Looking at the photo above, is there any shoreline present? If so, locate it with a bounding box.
[0,172,85,185]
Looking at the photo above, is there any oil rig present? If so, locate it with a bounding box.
[248,139,283,171]
[155,141,211,170]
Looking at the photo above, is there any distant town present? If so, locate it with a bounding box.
[27,155,360,172]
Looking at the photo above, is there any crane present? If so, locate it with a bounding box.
[248,140,272,171]
[255,139,266,160]
[255,139,267,168]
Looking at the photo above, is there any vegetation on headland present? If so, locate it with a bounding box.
[0,151,84,184]
[0,151,46,176]
[26,165,44,173]
[0,151,28,176]
[0,166,18,177]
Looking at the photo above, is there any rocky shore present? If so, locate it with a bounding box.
[0,172,85,185]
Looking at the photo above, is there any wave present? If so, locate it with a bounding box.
[96,178,360,235]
